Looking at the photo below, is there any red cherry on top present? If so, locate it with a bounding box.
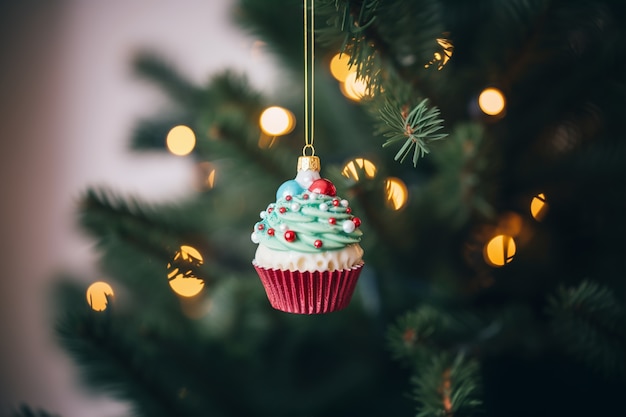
[308,178,336,197]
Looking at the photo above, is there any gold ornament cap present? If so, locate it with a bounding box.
[297,155,321,172]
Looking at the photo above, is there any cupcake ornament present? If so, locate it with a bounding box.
[251,155,364,314]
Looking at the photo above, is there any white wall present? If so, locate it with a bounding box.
[0,1,276,415]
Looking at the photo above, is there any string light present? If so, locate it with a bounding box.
[167,245,205,298]
[530,193,548,221]
[330,53,353,82]
[259,106,295,136]
[166,125,196,156]
[197,162,217,190]
[478,88,506,116]
[484,234,516,267]
[424,37,454,70]
[342,158,377,181]
[341,72,368,101]
[86,281,114,311]
[385,177,409,211]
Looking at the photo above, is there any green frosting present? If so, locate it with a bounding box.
[252,193,362,253]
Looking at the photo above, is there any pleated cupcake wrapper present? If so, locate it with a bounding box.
[253,263,364,314]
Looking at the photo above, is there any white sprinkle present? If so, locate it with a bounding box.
[251,232,260,244]
[342,220,356,233]
[319,203,329,211]
[341,199,349,207]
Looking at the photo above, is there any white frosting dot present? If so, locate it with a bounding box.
[260,211,266,219]
[251,232,260,244]
[309,193,318,200]
[319,203,329,211]
[342,220,356,233]
[279,224,288,232]
[341,199,349,207]
[291,203,301,212]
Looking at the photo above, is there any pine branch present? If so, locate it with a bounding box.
[377,97,448,166]
[79,188,193,258]
[387,305,481,368]
[317,0,382,84]
[546,280,626,376]
[412,353,483,417]
[133,52,203,108]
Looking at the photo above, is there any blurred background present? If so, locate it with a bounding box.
[0,1,275,415]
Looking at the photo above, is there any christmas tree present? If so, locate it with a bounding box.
[27,0,626,416]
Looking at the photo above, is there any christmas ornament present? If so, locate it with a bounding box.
[251,0,364,314]
[251,155,364,314]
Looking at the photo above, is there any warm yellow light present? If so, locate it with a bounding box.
[478,88,506,116]
[167,245,205,298]
[530,193,548,221]
[329,53,353,82]
[198,162,217,189]
[385,177,409,211]
[342,158,377,181]
[259,106,295,136]
[484,235,516,267]
[166,125,196,156]
[424,37,454,70]
[86,281,114,311]
[341,72,368,102]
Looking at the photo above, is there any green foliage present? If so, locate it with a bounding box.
[317,0,382,83]
[378,98,448,166]
[412,353,483,417]
[547,280,626,376]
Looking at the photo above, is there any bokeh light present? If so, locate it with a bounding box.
[530,193,548,221]
[342,158,377,181]
[385,177,409,211]
[478,88,506,116]
[198,162,217,190]
[484,234,516,267]
[259,106,295,136]
[86,281,114,311]
[166,125,196,156]
[424,37,454,70]
[341,72,369,102]
[167,245,205,298]
[329,53,353,82]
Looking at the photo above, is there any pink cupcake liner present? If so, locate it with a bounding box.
[253,263,364,314]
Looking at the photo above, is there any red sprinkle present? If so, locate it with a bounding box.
[284,230,296,242]
[257,224,265,231]
[267,228,275,236]
[303,194,309,200]
[353,217,362,228]
[346,208,352,214]
[314,239,323,248]
[285,195,292,201]
[328,217,337,225]
[332,199,340,207]
[279,207,287,214]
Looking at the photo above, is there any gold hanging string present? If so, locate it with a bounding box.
[303,0,315,157]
